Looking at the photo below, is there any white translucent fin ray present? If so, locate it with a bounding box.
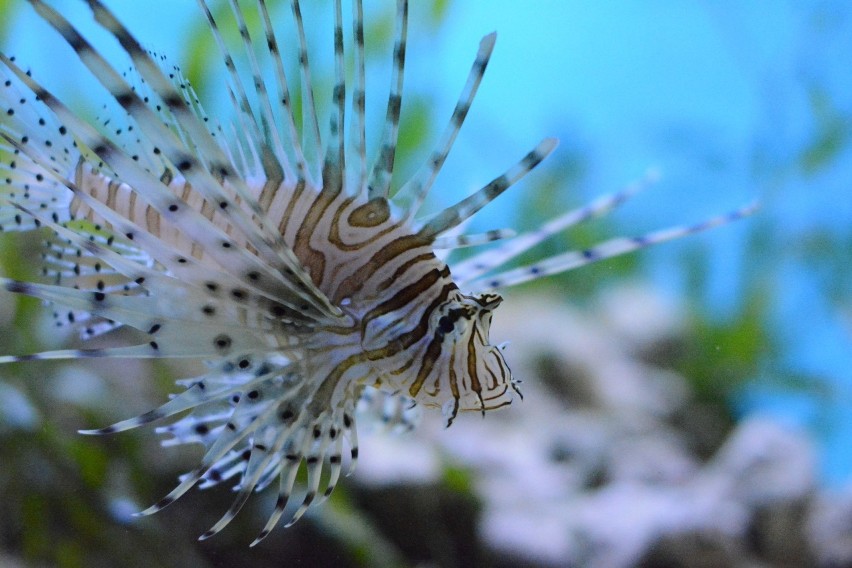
[200,416,304,540]
[163,65,217,159]
[38,245,130,291]
[226,118,252,175]
[431,217,473,262]
[81,383,230,435]
[198,475,257,540]
[254,454,285,493]
[0,344,208,364]
[250,454,301,546]
[195,1,285,190]
[466,201,760,291]
[0,69,77,177]
[80,362,289,435]
[0,106,324,325]
[256,0,309,182]
[60,2,337,317]
[316,433,345,505]
[367,0,408,200]
[2,16,312,298]
[290,0,323,181]
[84,1,338,318]
[0,75,76,232]
[227,86,265,175]
[343,395,358,477]
[224,0,291,179]
[139,397,285,517]
[34,224,147,338]
[398,32,496,215]
[30,204,201,295]
[194,0,263,146]
[0,277,278,354]
[433,228,516,250]
[0,330,269,364]
[84,2,268,217]
[453,167,660,284]
[113,64,181,175]
[0,164,73,232]
[419,137,558,239]
[322,0,345,188]
[283,435,328,528]
[188,449,245,487]
[8,201,307,335]
[351,0,367,195]
[0,154,315,328]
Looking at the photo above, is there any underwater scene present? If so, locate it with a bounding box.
[0,1,849,566]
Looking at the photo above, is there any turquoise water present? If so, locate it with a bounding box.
[428,1,852,484]
[4,1,850,482]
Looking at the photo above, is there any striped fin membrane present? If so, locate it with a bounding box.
[0,0,756,544]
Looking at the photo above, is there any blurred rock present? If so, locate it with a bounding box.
[598,284,686,354]
[704,416,816,507]
[0,553,31,568]
[808,486,852,567]
[637,530,751,568]
[0,383,38,431]
[752,501,814,568]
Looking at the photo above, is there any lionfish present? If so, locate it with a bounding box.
[0,0,755,544]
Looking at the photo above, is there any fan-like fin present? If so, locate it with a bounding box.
[79,361,289,435]
[0,279,286,360]
[367,0,408,200]
[398,32,497,215]
[84,0,343,319]
[466,201,760,291]
[0,129,322,321]
[256,0,308,182]
[290,0,323,181]
[194,1,285,195]
[312,433,344,512]
[224,0,291,178]
[351,0,367,195]
[419,137,558,239]
[323,0,346,190]
[283,422,332,528]
[250,449,302,546]
[2,168,315,331]
[200,417,302,541]
[138,395,284,517]
[453,168,660,283]
[0,54,339,319]
[87,0,269,209]
[194,0,264,152]
[433,228,516,250]
[38,1,340,320]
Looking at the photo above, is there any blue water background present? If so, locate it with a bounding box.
[4,1,851,482]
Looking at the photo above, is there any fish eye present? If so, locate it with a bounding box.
[437,315,454,334]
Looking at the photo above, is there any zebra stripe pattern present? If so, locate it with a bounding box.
[0,0,756,543]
